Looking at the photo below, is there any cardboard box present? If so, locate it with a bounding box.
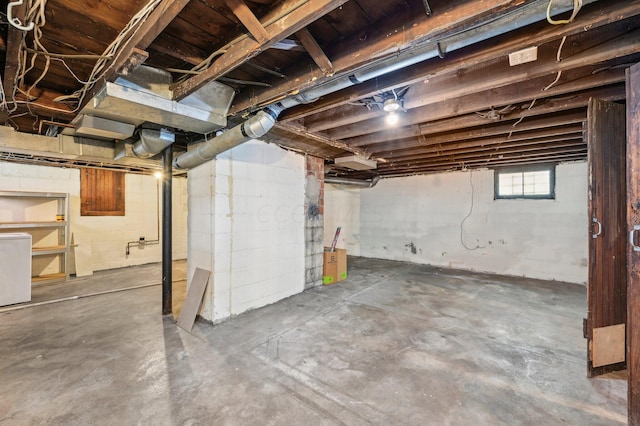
[323,248,347,285]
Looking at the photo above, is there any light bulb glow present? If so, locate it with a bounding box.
[154,171,163,179]
[386,112,399,125]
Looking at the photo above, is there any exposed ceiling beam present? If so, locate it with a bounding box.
[225,0,270,44]
[372,125,584,160]
[1,0,27,122]
[274,122,367,156]
[296,28,334,76]
[172,0,350,100]
[378,144,587,171]
[324,69,626,140]
[310,65,623,134]
[354,110,585,152]
[278,0,640,122]
[229,0,542,114]
[105,0,192,80]
[77,0,192,111]
[395,137,586,162]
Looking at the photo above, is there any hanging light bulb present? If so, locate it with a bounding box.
[386,111,399,125]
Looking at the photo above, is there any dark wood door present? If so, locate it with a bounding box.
[626,62,640,426]
[587,97,627,377]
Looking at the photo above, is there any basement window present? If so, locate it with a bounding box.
[494,165,555,199]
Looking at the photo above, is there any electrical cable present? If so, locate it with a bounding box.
[546,0,583,25]
[460,170,484,251]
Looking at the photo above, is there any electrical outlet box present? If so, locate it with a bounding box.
[508,46,538,66]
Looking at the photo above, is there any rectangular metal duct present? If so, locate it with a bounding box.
[65,66,235,137]
[334,155,377,170]
[73,115,135,140]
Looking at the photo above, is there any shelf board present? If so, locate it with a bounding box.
[32,272,66,283]
[0,221,66,229]
[0,190,67,199]
[32,246,66,256]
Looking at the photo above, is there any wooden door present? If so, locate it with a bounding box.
[626,62,640,426]
[587,97,627,377]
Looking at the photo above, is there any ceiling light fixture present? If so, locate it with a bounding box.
[386,112,399,125]
[382,98,401,112]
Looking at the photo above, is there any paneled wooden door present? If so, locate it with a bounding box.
[626,62,640,426]
[586,97,627,377]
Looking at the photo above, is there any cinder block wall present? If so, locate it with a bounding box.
[304,156,324,289]
[325,162,588,284]
[188,140,305,322]
[0,161,188,272]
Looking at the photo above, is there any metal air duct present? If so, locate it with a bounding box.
[325,176,381,188]
[132,129,175,159]
[173,105,284,170]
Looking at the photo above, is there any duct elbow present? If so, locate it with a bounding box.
[132,129,175,158]
[172,105,284,170]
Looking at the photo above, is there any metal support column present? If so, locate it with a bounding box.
[162,145,173,315]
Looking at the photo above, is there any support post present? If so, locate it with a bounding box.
[162,145,173,315]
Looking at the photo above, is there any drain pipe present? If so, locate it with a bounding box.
[325,176,381,188]
[162,145,172,316]
[173,104,284,170]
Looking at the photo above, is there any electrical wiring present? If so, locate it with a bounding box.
[7,0,164,114]
[460,170,485,251]
[547,0,583,25]
[510,33,568,135]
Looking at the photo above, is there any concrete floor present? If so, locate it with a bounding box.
[0,257,627,425]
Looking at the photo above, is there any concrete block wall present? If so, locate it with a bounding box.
[324,162,588,284]
[304,156,324,289]
[0,161,188,272]
[323,184,361,256]
[187,140,305,323]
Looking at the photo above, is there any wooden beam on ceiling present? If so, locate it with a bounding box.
[396,136,586,163]
[278,0,640,122]
[354,110,585,152]
[231,0,640,116]
[225,0,270,44]
[106,0,192,80]
[378,153,587,177]
[378,145,587,172]
[296,28,334,76]
[371,125,584,160]
[274,122,367,156]
[172,0,350,100]
[73,0,191,113]
[324,69,626,140]
[310,66,624,135]
[229,0,540,114]
[1,0,27,122]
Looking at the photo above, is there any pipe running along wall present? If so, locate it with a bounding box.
[170,0,592,170]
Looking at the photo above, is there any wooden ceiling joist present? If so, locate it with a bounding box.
[225,0,270,44]
[280,0,640,123]
[353,110,586,152]
[296,28,334,76]
[371,125,584,160]
[229,0,543,114]
[375,132,585,163]
[323,70,626,141]
[172,0,350,100]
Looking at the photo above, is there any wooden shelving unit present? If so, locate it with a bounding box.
[0,191,70,284]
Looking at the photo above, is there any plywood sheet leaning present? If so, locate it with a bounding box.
[592,324,626,368]
[177,268,211,332]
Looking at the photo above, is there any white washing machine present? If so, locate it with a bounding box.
[0,233,32,306]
